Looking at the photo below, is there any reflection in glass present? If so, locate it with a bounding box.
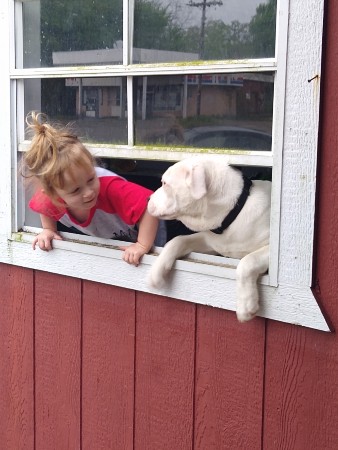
[134,0,277,63]
[21,0,123,68]
[24,78,128,144]
[134,73,273,151]
[20,0,276,69]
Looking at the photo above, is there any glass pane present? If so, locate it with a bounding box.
[134,73,273,151]
[133,0,277,63]
[20,0,276,68]
[21,0,123,68]
[23,78,127,144]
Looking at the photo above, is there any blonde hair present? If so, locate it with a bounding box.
[22,111,95,201]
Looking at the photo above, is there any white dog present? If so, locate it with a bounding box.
[147,156,271,322]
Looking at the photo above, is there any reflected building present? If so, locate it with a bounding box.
[53,43,273,121]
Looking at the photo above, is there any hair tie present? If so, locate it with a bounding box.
[38,125,46,136]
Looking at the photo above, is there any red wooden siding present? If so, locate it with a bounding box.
[134,294,195,449]
[0,266,34,450]
[194,308,265,449]
[35,272,81,449]
[2,3,338,449]
[262,0,338,448]
[82,282,135,449]
[0,268,267,449]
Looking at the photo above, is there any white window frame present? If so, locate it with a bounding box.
[0,0,330,331]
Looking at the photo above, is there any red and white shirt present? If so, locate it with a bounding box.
[29,167,156,243]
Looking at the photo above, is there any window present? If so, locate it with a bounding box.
[0,0,329,331]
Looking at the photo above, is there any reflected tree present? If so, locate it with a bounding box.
[41,0,122,65]
[134,0,186,50]
[204,20,251,59]
[40,0,276,63]
[203,0,276,59]
[39,0,276,116]
[249,0,277,57]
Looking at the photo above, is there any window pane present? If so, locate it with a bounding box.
[133,0,277,63]
[134,73,273,151]
[20,0,277,69]
[23,78,127,144]
[21,0,123,68]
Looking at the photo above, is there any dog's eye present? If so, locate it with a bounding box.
[162,180,166,186]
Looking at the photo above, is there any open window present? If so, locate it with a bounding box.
[0,0,329,331]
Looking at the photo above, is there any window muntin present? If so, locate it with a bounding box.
[19,0,276,152]
[17,0,278,258]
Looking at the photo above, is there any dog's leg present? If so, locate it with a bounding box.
[235,245,269,322]
[148,233,212,289]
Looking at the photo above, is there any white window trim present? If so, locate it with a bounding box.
[0,0,330,332]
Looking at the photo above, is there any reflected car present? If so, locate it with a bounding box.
[181,126,272,151]
[179,125,272,180]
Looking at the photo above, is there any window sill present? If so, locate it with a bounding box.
[0,230,330,332]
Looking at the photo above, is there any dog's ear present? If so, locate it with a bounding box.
[186,163,207,199]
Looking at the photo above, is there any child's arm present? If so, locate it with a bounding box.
[119,210,159,266]
[32,214,63,251]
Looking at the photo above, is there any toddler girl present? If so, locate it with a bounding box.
[22,112,165,266]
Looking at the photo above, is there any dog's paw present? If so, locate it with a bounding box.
[236,301,259,323]
[147,268,167,289]
[147,250,175,290]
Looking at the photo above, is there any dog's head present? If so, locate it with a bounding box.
[148,158,208,220]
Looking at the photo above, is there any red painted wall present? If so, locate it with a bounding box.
[263,1,338,448]
[1,2,338,449]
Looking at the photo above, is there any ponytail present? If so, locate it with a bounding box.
[21,111,95,200]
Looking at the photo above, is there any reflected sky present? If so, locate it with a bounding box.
[156,0,269,28]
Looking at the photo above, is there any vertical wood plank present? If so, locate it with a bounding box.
[194,307,265,450]
[263,2,338,448]
[0,264,34,450]
[82,282,135,450]
[35,271,81,449]
[263,322,338,450]
[134,293,195,450]
[312,0,338,333]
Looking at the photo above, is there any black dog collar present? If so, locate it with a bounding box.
[211,176,252,234]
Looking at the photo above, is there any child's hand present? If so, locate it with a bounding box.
[32,229,63,251]
[119,241,149,267]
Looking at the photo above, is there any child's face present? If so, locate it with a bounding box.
[55,165,100,211]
